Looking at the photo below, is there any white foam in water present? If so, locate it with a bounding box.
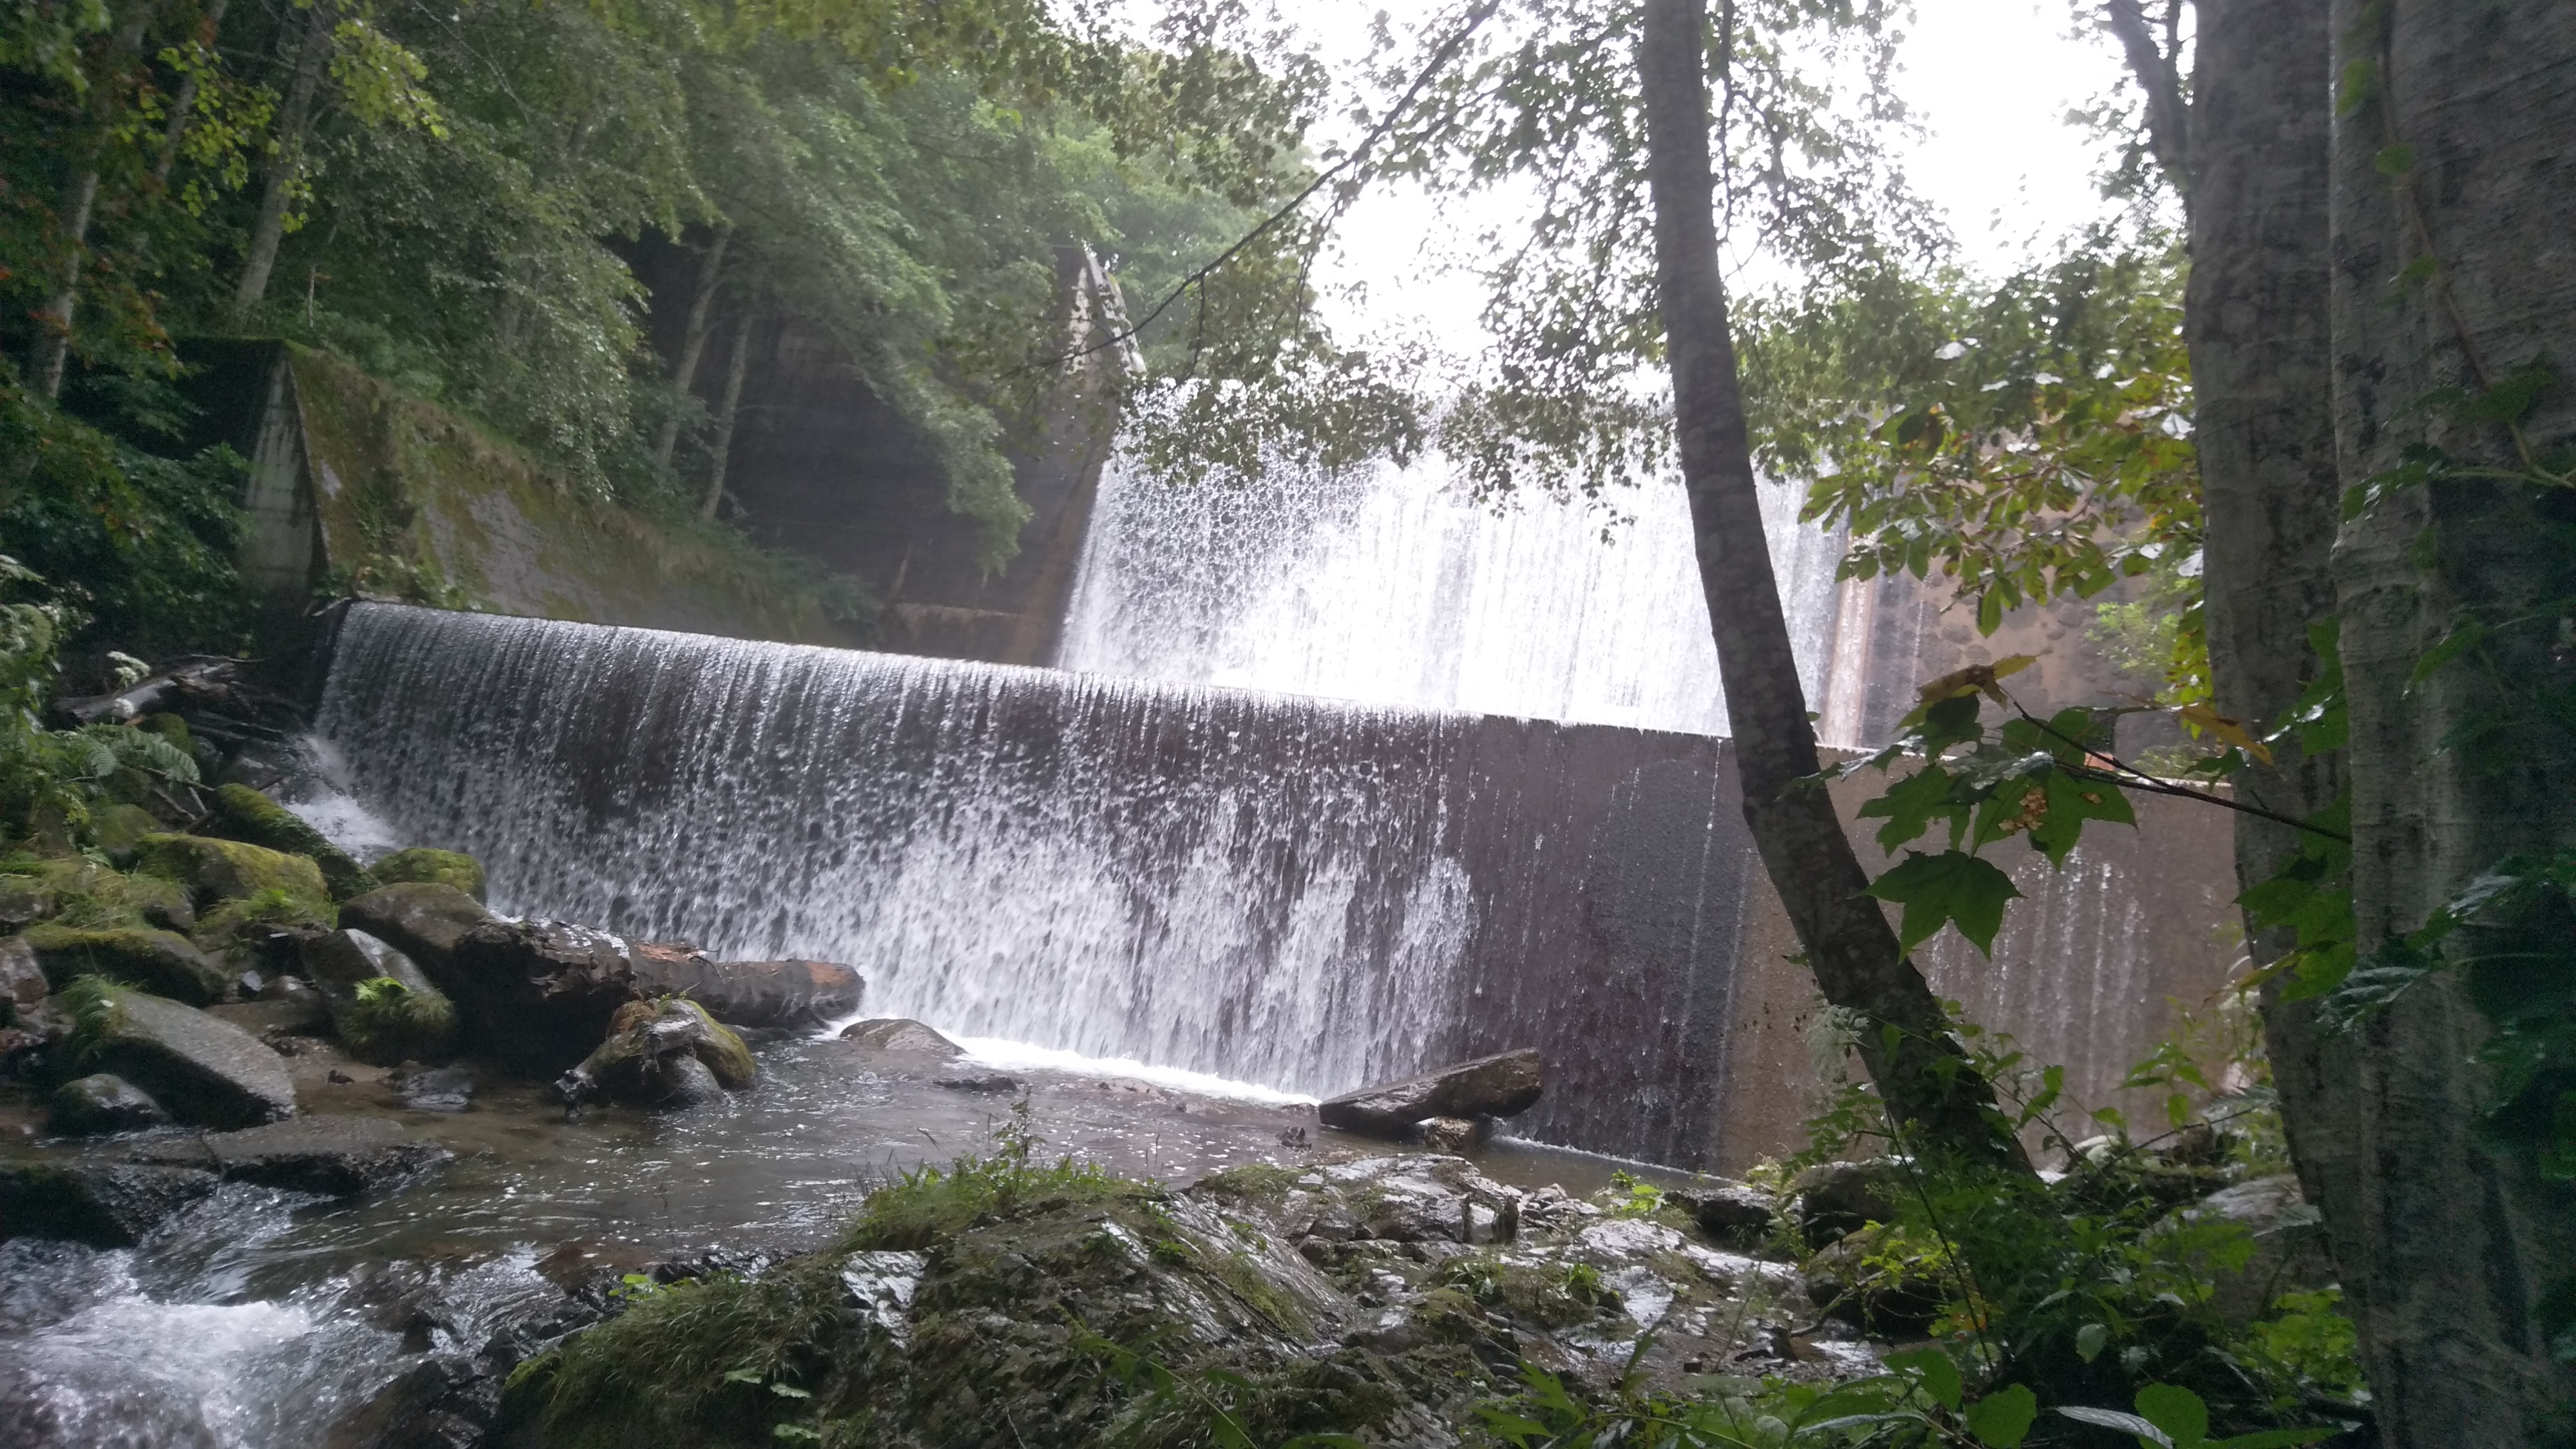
[279,738,409,862]
[944,1034,1320,1106]
[1057,453,1847,735]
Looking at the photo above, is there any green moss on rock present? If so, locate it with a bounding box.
[24,922,231,1004]
[89,804,164,866]
[339,975,460,1066]
[137,833,333,916]
[368,847,485,901]
[204,785,377,901]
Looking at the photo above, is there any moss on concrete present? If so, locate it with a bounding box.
[368,847,484,900]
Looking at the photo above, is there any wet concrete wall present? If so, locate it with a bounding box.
[322,604,2243,1173]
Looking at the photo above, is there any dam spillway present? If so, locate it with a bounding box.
[313,600,2241,1171]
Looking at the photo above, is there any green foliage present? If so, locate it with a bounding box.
[1749,231,2208,702]
[837,1098,1133,1254]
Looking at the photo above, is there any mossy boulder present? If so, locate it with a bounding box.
[556,998,753,1108]
[368,847,485,902]
[60,979,296,1127]
[89,802,163,866]
[339,881,496,973]
[203,785,378,901]
[300,928,459,1065]
[136,833,333,916]
[23,922,231,1004]
[0,857,193,933]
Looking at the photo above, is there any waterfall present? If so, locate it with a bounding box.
[1056,455,1849,738]
[311,603,1771,1164]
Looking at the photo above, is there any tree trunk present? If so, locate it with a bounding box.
[154,0,233,187]
[231,0,331,322]
[2324,2,2576,1442]
[34,0,157,397]
[1636,0,2024,1168]
[699,314,754,521]
[655,227,733,472]
[2178,0,2363,1359]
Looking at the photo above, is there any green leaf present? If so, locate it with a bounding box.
[1859,763,1960,851]
[2410,616,2486,688]
[1883,1346,1962,1411]
[1866,850,2023,957]
[2030,769,2137,867]
[2059,1406,2174,1448]
[2076,1322,2111,1362]
[2209,1430,2338,1448]
[768,1382,812,1399]
[2135,1384,2209,1447]
[1977,587,2006,635]
[1966,1385,2038,1447]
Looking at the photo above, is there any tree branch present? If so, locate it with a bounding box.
[2101,0,2191,197]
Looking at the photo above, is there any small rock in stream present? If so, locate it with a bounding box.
[931,1071,1020,1093]
[392,1065,476,1112]
[127,1114,450,1196]
[46,1073,169,1136]
[1317,1048,1544,1137]
[0,1161,219,1246]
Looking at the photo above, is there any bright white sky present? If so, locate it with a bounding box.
[1290,0,2133,356]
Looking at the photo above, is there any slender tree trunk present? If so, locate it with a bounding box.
[1636,0,2024,1167]
[699,314,753,521]
[2323,3,2576,1442]
[655,227,733,472]
[2179,0,2363,1332]
[154,0,232,187]
[231,0,331,322]
[34,0,157,397]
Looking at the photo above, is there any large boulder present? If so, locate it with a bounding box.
[1788,1161,1902,1248]
[838,1018,963,1057]
[129,1114,449,1196]
[89,801,162,865]
[557,998,755,1110]
[441,919,643,1072]
[368,847,486,901]
[202,783,377,901]
[62,983,295,1128]
[339,881,496,970]
[23,922,229,1004]
[300,928,459,1065]
[629,943,863,1029]
[48,1072,170,1135]
[134,833,331,914]
[1316,1049,1544,1137]
[0,1161,218,1246]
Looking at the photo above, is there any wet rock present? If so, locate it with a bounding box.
[207,992,333,1039]
[129,1114,449,1195]
[628,942,863,1029]
[134,832,332,914]
[0,1161,218,1246]
[2177,1174,2336,1328]
[392,1065,476,1112]
[932,1070,1020,1093]
[1667,1183,1779,1247]
[1802,1224,1944,1335]
[202,783,377,902]
[440,918,642,1072]
[65,983,297,1128]
[48,1072,169,1135]
[301,928,459,1065]
[1420,1116,1491,1155]
[369,847,486,901]
[839,1016,963,1057]
[556,998,753,1109]
[1788,1160,1900,1247]
[339,882,496,972]
[22,922,230,1005]
[0,933,48,1014]
[1316,1049,1544,1137]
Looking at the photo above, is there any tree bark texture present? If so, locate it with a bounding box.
[655,227,733,472]
[2326,3,2576,1442]
[1636,0,2023,1169]
[700,314,755,521]
[2177,0,2363,1356]
[231,1,331,321]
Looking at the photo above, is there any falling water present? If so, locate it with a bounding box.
[1057,455,1848,736]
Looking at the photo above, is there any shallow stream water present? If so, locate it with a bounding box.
[0,1027,1698,1448]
